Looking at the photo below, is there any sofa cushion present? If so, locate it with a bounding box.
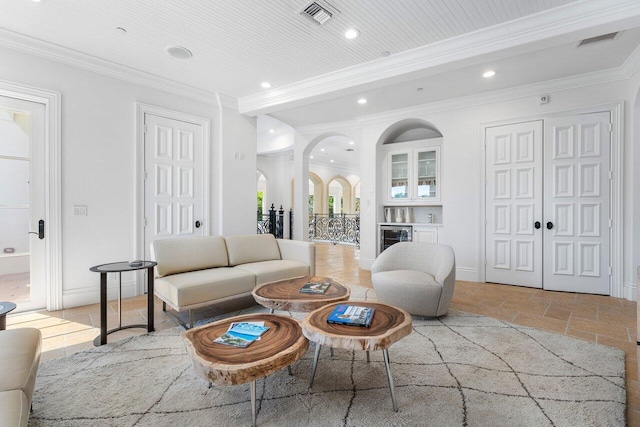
[0,389,29,427]
[152,236,229,277]
[154,267,255,309]
[0,328,41,403]
[234,260,310,285]
[225,234,281,266]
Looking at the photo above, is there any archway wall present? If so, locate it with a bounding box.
[627,69,640,301]
[292,126,362,241]
[256,154,293,212]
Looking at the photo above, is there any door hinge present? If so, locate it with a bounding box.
[143,171,148,180]
[144,124,148,134]
[608,170,612,180]
[484,218,487,227]
[608,266,612,276]
[608,122,613,133]
[143,217,147,227]
[608,218,612,228]
[484,258,487,266]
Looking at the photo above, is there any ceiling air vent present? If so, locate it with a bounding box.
[577,32,621,47]
[300,1,339,26]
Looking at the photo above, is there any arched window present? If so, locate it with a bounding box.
[256,172,267,217]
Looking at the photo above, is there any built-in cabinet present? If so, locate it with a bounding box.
[413,225,438,243]
[387,147,440,204]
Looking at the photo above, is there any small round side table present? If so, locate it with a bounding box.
[0,302,17,330]
[90,261,157,346]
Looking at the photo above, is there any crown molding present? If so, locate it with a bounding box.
[239,0,640,115]
[0,28,220,105]
[216,93,239,110]
[620,43,640,78]
[354,66,628,126]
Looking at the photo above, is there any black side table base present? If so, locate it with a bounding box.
[93,324,153,347]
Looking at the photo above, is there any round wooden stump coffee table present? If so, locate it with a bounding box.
[301,302,412,412]
[252,276,350,313]
[182,313,309,427]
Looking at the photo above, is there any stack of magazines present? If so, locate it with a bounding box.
[213,321,269,348]
[299,280,331,294]
[327,304,375,327]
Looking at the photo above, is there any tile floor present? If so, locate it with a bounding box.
[5,242,638,424]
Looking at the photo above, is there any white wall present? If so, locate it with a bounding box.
[0,46,257,308]
[296,78,635,299]
[256,154,294,211]
[213,104,257,236]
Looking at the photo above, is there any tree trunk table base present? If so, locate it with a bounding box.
[301,302,412,412]
[182,314,308,426]
[252,276,350,313]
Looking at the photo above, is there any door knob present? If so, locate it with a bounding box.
[546,222,554,230]
[195,221,201,228]
[534,221,541,229]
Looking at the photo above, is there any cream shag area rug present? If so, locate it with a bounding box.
[30,286,625,426]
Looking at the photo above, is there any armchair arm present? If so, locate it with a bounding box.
[277,239,316,276]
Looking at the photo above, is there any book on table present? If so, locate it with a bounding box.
[299,281,331,294]
[327,304,375,327]
[213,321,269,347]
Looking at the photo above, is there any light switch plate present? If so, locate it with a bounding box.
[73,205,88,216]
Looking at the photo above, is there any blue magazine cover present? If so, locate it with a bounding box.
[327,304,375,327]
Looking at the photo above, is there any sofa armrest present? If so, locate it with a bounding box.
[276,239,316,276]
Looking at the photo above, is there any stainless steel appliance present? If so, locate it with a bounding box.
[379,225,412,254]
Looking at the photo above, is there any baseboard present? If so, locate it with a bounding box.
[62,281,137,309]
[456,267,478,282]
[623,281,637,302]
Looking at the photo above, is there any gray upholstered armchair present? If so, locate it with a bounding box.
[371,242,456,317]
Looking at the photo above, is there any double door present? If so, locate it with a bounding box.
[485,112,611,294]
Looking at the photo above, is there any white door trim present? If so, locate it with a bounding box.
[0,80,62,310]
[134,103,211,294]
[479,102,624,298]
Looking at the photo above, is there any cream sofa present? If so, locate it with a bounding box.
[151,234,315,328]
[0,328,42,427]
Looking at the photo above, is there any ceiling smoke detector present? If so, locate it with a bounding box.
[166,46,193,59]
[577,32,621,47]
[300,1,340,26]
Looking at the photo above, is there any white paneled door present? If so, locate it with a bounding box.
[485,113,611,295]
[144,113,204,260]
[543,112,610,294]
[485,121,543,288]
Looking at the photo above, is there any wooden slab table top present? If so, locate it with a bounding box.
[181,313,309,426]
[301,301,412,412]
[252,276,350,312]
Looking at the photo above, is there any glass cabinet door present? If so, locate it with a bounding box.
[389,152,410,200]
[415,148,440,201]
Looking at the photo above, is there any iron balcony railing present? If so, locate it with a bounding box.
[309,213,360,247]
[257,204,293,239]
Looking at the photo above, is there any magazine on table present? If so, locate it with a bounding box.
[299,281,331,294]
[327,304,375,327]
[213,321,269,347]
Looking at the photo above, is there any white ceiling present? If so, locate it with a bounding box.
[1,0,639,131]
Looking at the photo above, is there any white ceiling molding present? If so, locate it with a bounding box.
[0,28,220,105]
[239,0,640,116]
[354,66,628,126]
[620,43,640,78]
[216,93,239,110]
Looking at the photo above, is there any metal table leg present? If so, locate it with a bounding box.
[309,343,322,388]
[382,349,398,412]
[250,380,256,427]
[99,272,107,345]
[146,265,154,332]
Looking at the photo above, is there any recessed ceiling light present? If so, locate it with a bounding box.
[349,141,354,145]
[260,82,271,89]
[483,70,496,78]
[166,46,193,59]
[357,98,367,104]
[310,155,314,159]
[344,28,360,39]
[269,129,275,134]
[330,159,335,163]
[31,0,45,3]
